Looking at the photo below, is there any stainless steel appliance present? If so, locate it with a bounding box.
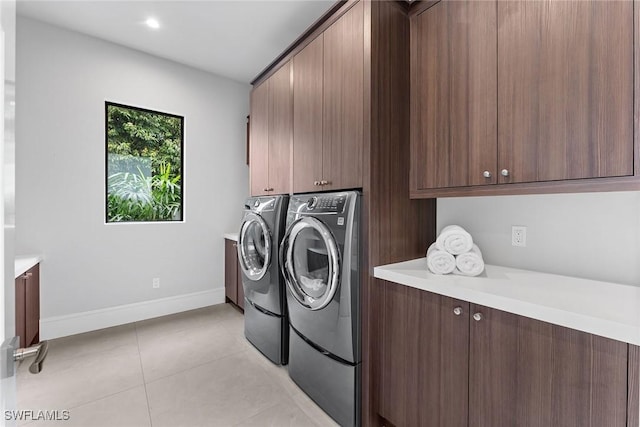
[237,195,289,365]
[280,191,360,426]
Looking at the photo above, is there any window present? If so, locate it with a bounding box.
[105,102,184,223]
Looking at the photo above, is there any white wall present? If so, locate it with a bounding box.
[437,191,640,287]
[1,0,16,345]
[16,17,249,333]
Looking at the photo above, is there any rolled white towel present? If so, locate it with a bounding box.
[436,225,473,255]
[454,244,485,277]
[426,243,456,275]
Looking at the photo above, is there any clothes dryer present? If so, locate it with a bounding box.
[237,195,288,365]
[280,191,360,426]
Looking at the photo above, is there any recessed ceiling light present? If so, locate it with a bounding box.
[145,18,160,30]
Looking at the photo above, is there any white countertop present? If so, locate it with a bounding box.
[15,255,42,279]
[374,258,640,346]
[224,233,238,242]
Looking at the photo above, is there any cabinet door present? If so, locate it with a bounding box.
[293,35,324,194]
[411,0,497,190]
[323,1,364,191]
[224,239,238,305]
[379,281,469,427]
[25,265,40,346]
[236,258,244,310]
[267,62,292,195]
[469,304,629,427]
[498,0,633,184]
[249,82,269,196]
[15,276,25,347]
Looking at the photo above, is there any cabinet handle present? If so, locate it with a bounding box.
[263,187,274,192]
[22,272,33,279]
[453,306,463,316]
[232,243,237,248]
[501,169,509,177]
[473,312,483,322]
[320,180,330,186]
[314,181,320,186]
[483,170,492,178]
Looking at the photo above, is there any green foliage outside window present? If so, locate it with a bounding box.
[106,103,183,222]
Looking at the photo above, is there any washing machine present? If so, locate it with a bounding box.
[280,191,360,427]
[237,195,289,365]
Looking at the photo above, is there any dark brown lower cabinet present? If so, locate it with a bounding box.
[469,304,629,427]
[378,280,636,427]
[379,282,468,427]
[15,264,40,348]
[224,238,244,310]
[236,258,244,310]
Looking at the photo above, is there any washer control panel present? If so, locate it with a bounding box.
[248,197,276,212]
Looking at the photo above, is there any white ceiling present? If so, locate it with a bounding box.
[17,0,335,84]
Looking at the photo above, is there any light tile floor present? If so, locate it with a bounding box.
[16,304,339,427]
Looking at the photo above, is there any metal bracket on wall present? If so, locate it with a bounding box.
[1,336,19,378]
[14,341,49,374]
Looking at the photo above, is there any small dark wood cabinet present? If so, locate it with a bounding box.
[249,61,292,197]
[497,0,633,185]
[469,303,629,427]
[410,0,497,191]
[224,239,244,310]
[249,80,269,196]
[379,283,469,427]
[377,280,637,427]
[15,264,40,348]
[293,34,324,194]
[321,0,364,192]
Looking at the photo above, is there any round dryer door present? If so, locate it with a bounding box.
[238,213,271,281]
[280,217,340,311]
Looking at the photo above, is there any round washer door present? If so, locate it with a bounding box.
[280,216,340,311]
[238,213,271,281]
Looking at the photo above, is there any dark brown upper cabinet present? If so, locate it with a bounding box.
[497,0,633,185]
[249,81,269,196]
[293,35,324,194]
[292,1,364,193]
[410,0,497,190]
[411,0,634,197]
[249,61,292,196]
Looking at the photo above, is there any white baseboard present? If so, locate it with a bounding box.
[40,288,226,340]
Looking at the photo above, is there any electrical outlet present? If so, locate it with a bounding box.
[152,278,160,288]
[512,226,527,247]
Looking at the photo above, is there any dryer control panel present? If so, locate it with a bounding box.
[305,195,346,213]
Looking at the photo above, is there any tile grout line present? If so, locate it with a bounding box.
[142,347,249,387]
[16,335,145,426]
[237,334,333,426]
[19,305,244,427]
[135,310,249,385]
[134,321,155,427]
